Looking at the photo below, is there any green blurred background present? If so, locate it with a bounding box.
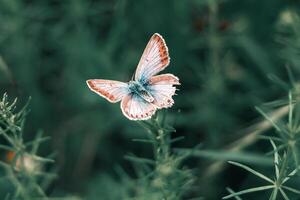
[0,0,299,199]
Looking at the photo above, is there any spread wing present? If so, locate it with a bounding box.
[86,79,130,103]
[121,93,157,120]
[148,74,180,108]
[134,33,170,82]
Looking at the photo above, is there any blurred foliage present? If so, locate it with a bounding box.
[0,0,300,199]
[0,93,80,199]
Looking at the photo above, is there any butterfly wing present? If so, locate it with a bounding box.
[121,93,157,120]
[86,79,130,103]
[148,74,180,108]
[134,33,170,82]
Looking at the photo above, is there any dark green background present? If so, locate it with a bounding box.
[0,0,298,199]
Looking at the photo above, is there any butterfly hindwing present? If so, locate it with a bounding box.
[148,74,180,108]
[86,79,129,103]
[134,33,170,82]
[121,93,157,120]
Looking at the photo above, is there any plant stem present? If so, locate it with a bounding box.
[148,117,170,162]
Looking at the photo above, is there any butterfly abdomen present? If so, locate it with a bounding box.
[129,81,154,103]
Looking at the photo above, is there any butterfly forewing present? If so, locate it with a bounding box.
[134,33,170,82]
[86,79,129,103]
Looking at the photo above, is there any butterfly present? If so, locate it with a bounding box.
[86,33,180,120]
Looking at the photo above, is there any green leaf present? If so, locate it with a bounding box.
[25,136,51,148]
[266,143,287,156]
[30,131,47,154]
[226,188,243,200]
[132,138,153,144]
[269,188,278,200]
[178,149,272,165]
[255,107,282,133]
[258,135,283,142]
[124,155,155,165]
[268,74,290,91]
[279,188,290,200]
[30,154,55,163]
[170,136,185,144]
[282,186,300,194]
[270,140,279,179]
[228,161,274,183]
[222,185,274,199]
[282,168,298,184]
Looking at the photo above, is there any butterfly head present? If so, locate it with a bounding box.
[128,81,154,103]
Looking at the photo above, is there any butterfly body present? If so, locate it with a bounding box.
[87,33,180,120]
[128,80,154,103]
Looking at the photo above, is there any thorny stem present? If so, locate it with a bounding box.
[138,113,190,200]
[149,116,170,162]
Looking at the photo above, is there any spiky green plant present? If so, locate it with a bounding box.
[223,86,300,199]
[123,112,195,200]
[223,140,300,200]
[0,93,80,200]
